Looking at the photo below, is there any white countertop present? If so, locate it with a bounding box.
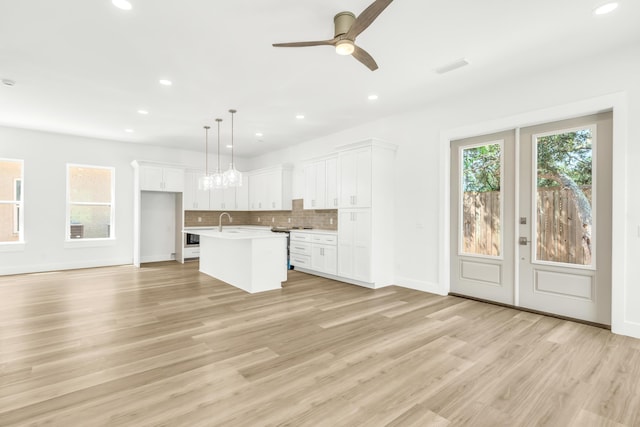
[184,225,271,231]
[184,227,285,240]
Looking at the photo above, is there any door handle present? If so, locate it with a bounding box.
[519,237,531,245]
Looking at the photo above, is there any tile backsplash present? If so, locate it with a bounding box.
[185,199,337,230]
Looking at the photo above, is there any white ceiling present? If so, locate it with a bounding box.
[1,0,638,157]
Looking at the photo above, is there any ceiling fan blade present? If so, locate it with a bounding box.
[352,45,378,71]
[272,38,338,48]
[346,0,394,40]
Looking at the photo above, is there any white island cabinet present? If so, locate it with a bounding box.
[187,228,287,294]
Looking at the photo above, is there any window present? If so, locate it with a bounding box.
[67,164,114,240]
[460,141,503,257]
[534,126,595,266]
[0,159,24,243]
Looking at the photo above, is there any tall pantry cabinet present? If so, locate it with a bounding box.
[336,139,396,288]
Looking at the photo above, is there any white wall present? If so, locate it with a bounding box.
[140,192,176,263]
[0,128,247,274]
[248,42,640,337]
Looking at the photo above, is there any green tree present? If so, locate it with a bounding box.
[537,130,592,256]
[462,130,593,257]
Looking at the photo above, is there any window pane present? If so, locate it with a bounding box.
[69,205,111,239]
[0,160,22,201]
[69,166,112,203]
[461,143,501,256]
[536,128,593,265]
[0,203,21,242]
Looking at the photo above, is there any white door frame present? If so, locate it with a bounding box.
[438,92,632,337]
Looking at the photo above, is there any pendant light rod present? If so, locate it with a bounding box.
[229,109,237,166]
[203,125,210,175]
[215,118,222,172]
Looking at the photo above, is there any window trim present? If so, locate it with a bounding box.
[0,158,24,244]
[13,178,21,234]
[65,163,116,243]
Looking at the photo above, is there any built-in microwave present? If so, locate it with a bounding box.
[185,233,200,246]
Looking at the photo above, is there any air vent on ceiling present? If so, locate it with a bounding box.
[435,58,470,75]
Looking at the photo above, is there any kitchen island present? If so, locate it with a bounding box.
[185,227,287,293]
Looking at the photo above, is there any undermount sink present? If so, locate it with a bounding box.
[223,230,241,233]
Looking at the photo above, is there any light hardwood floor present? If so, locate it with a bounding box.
[1,262,639,426]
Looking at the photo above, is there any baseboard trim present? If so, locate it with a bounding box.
[0,258,133,276]
[394,276,446,295]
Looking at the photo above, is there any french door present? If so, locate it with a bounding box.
[450,113,612,324]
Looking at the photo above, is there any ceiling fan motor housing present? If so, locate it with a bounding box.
[334,12,356,37]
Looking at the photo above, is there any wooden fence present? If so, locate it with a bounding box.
[463,187,592,265]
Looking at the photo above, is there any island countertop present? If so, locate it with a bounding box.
[183,227,283,240]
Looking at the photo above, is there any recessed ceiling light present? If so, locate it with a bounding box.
[137,109,149,115]
[125,129,134,133]
[112,0,132,11]
[2,79,16,87]
[226,144,233,148]
[255,132,263,137]
[368,94,379,101]
[296,114,305,120]
[159,79,172,86]
[593,2,618,15]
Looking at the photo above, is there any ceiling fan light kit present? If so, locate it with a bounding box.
[272,0,394,71]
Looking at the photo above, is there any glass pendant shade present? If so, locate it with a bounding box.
[223,163,242,187]
[212,171,225,189]
[198,174,215,190]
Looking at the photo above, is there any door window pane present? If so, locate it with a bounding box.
[67,165,114,240]
[0,159,23,242]
[535,128,593,265]
[461,143,502,256]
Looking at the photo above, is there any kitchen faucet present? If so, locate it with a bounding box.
[218,212,232,232]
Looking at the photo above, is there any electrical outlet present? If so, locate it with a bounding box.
[288,218,291,223]
[330,218,334,225]
[197,217,202,223]
[258,217,261,222]
[272,217,275,223]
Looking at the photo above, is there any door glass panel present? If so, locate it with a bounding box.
[461,142,502,256]
[535,127,593,266]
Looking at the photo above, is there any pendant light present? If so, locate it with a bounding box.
[223,108,243,187]
[197,125,214,190]
[211,118,225,189]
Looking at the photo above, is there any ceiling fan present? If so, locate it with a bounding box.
[272,0,394,71]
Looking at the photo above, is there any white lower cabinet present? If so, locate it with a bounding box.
[337,209,372,282]
[290,231,337,276]
[311,244,337,275]
[183,246,200,259]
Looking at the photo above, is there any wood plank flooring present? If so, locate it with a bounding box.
[1,261,639,426]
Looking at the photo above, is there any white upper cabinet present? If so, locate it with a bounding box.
[235,181,249,210]
[303,161,326,209]
[303,156,338,210]
[325,157,338,209]
[210,187,236,210]
[139,164,184,192]
[338,147,372,208]
[183,171,209,210]
[248,165,292,211]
